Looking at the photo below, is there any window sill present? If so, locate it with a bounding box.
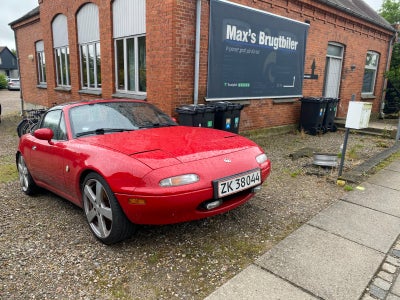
[273,98,297,103]
[36,84,47,89]
[361,94,376,100]
[112,92,147,100]
[78,89,102,96]
[55,86,71,93]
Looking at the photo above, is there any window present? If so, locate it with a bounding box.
[36,41,46,84]
[40,110,67,141]
[55,47,70,86]
[113,0,146,94]
[80,43,101,89]
[77,3,101,90]
[52,14,70,87]
[362,51,379,95]
[115,36,146,93]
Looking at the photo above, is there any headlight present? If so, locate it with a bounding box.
[256,153,268,164]
[159,174,200,187]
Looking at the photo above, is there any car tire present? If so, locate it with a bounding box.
[82,172,136,244]
[17,154,37,195]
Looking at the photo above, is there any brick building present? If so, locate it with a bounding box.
[10,0,397,131]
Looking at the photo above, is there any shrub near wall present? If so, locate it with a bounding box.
[0,74,8,89]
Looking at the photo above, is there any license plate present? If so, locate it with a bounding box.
[213,169,261,198]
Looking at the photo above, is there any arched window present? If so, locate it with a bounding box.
[113,0,146,94]
[52,14,70,87]
[77,3,101,90]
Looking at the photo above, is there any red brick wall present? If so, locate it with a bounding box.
[13,16,49,107]
[12,0,394,131]
[151,0,394,130]
[146,0,175,113]
[36,0,114,106]
[189,0,394,130]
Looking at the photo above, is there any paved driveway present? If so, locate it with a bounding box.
[0,89,23,116]
[0,89,44,118]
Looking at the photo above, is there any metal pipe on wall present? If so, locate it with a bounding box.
[193,0,202,106]
[14,30,24,115]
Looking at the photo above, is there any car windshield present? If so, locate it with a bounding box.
[70,101,177,138]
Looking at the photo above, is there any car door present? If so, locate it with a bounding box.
[29,109,68,193]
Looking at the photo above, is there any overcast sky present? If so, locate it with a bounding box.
[0,0,385,50]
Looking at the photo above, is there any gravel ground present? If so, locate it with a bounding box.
[0,90,398,299]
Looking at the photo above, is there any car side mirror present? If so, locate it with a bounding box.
[34,128,54,145]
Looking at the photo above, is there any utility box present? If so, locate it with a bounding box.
[345,102,372,129]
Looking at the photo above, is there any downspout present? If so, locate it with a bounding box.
[193,0,201,105]
[13,30,24,115]
[380,31,397,118]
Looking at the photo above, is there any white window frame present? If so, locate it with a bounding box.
[54,46,70,87]
[112,0,146,95]
[52,14,70,88]
[79,42,101,89]
[114,35,146,94]
[77,3,101,91]
[36,41,46,84]
[362,51,379,95]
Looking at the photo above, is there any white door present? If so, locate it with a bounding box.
[323,43,344,98]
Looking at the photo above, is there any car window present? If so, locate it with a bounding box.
[70,101,176,137]
[40,109,67,141]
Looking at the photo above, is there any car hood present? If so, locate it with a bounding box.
[81,126,258,169]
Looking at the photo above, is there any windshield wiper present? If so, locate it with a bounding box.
[138,122,177,129]
[76,128,133,137]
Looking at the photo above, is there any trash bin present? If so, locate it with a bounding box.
[176,104,215,128]
[211,102,244,133]
[299,97,328,135]
[323,98,339,132]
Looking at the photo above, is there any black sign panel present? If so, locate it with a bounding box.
[207,0,309,100]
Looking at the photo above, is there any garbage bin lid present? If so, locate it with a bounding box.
[210,101,244,111]
[300,97,328,102]
[176,105,207,114]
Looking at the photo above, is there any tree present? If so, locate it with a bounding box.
[386,43,400,90]
[379,0,400,114]
[379,0,400,24]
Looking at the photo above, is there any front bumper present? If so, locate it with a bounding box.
[117,161,271,225]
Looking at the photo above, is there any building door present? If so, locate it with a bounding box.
[323,43,344,98]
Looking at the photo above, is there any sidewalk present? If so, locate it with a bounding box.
[206,158,400,299]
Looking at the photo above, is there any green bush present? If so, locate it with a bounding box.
[0,74,8,89]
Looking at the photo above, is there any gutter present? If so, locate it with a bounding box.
[13,30,24,115]
[193,0,201,105]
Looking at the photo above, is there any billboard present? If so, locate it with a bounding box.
[207,0,309,100]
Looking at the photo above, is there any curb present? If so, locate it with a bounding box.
[340,142,400,184]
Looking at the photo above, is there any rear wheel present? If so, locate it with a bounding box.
[82,172,136,244]
[17,154,37,195]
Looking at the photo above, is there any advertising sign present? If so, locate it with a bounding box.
[207,0,309,100]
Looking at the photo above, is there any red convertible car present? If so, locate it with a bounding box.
[17,99,271,244]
